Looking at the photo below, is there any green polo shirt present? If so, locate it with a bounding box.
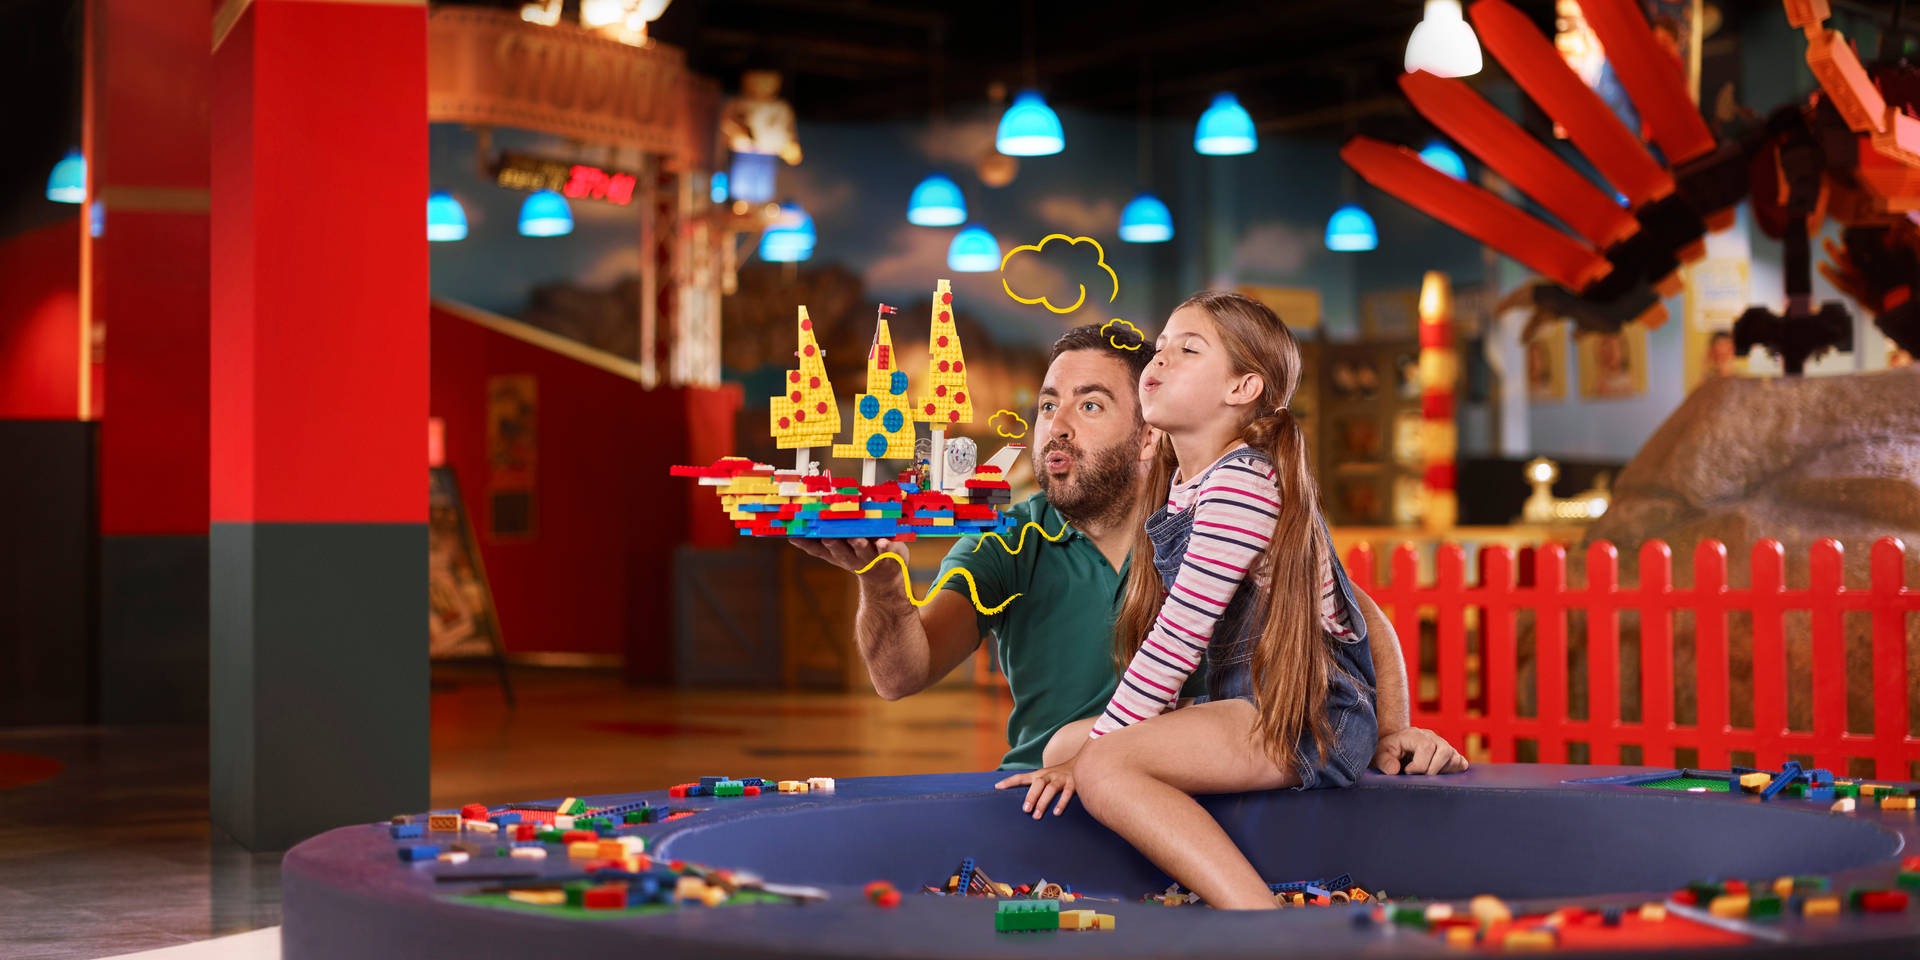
[935,492,1205,769]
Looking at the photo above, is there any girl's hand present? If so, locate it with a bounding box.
[994,760,1077,820]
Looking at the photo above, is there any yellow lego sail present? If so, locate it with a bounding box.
[914,279,973,426]
[770,306,840,450]
[832,308,916,462]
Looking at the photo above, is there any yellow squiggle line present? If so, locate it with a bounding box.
[971,521,1070,556]
[852,551,1021,615]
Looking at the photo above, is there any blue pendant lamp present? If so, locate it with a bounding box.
[1118,194,1173,243]
[1194,93,1257,156]
[947,224,1001,272]
[907,174,967,226]
[427,191,468,242]
[996,91,1064,156]
[46,149,85,203]
[759,202,816,262]
[1418,141,1467,180]
[518,190,573,237]
[1324,204,1378,252]
[710,172,729,205]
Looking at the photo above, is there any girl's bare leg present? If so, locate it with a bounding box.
[1041,698,1197,767]
[1072,699,1297,910]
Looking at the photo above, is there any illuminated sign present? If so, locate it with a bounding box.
[495,152,638,205]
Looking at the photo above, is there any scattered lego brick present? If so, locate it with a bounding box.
[397,845,440,862]
[1737,772,1772,793]
[427,814,461,832]
[389,815,411,826]
[460,803,488,820]
[807,777,835,792]
[507,889,565,905]
[437,851,470,865]
[1708,893,1750,918]
[464,821,497,836]
[1801,895,1841,917]
[1469,894,1511,925]
[994,899,1060,932]
[508,846,547,860]
[389,823,423,840]
[1881,796,1916,811]
[582,884,627,910]
[1831,797,1857,813]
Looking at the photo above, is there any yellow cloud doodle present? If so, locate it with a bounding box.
[1101,319,1144,350]
[1000,234,1119,314]
[990,409,1030,439]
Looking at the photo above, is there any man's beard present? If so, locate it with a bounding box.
[1036,436,1138,528]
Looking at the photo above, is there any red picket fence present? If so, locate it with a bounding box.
[1344,537,1920,779]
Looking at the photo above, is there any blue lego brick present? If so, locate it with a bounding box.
[740,778,764,787]
[1805,768,1836,786]
[915,511,955,519]
[1761,761,1804,801]
[390,823,424,840]
[809,520,904,537]
[699,776,728,787]
[1807,784,1835,801]
[593,800,649,817]
[397,844,441,862]
[488,812,522,826]
[687,785,712,797]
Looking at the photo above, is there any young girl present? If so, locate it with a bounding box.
[994,291,1376,910]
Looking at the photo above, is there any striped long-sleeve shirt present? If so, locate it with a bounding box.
[1089,446,1356,738]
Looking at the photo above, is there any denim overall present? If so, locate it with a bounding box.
[1145,447,1378,789]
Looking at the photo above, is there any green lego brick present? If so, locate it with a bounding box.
[1748,895,1783,918]
[1793,875,1830,892]
[537,829,565,843]
[994,899,1059,932]
[1898,872,1920,891]
[715,782,745,797]
[1834,782,1860,799]
[1638,777,1731,792]
[564,880,590,908]
[1389,905,1429,929]
[624,811,647,824]
[1785,783,1806,798]
[560,798,589,815]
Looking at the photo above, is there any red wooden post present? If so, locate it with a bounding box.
[1391,544,1425,711]
[1808,539,1848,769]
[1638,541,1676,767]
[1586,541,1621,763]
[1749,540,1789,770]
[1435,544,1469,750]
[1693,541,1732,769]
[1869,538,1912,780]
[1535,544,1569,763]
[1481,546,1518,762]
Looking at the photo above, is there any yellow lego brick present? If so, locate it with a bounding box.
[675,876,708,900]
[427,814,460,832]
[1881,795,1916,810]
[1802,895,1841,917]
[1503,929,1554,951]
[700,886,728,907]
[507,889,566,905]
[1738,772,1772,792]
[1773,876,1795,898]
[567,842,601,859]
[1709,894,1750,918]
[1445,927,1474,948]
[1058,909,1095,930]
[1092,914,1115,931]
[596,840,625,859]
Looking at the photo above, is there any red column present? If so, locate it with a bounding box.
[87,0,212,723]
[210,0,428,851]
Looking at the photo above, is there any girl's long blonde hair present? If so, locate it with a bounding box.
[1111,291,1343,770]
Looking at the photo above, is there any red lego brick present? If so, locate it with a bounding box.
[952,505,997,520]
[461,803,488,820]
[668,784,691,798]
[562,829,597,844]
[803,475,836,491]
[515,824,536,842]
[1859,891,1909,912]
[582,884,627,910]
[964,478,1011,489]
[1903,856,1920,872]
[860,484,905,502]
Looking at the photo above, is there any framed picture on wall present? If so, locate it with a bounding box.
[486,374,539,540]
[1577,324,1649,399]
[1526,327,1569,403]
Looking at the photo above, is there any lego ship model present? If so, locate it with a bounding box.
[671,280,1024,541]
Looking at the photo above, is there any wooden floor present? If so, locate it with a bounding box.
[0,667,1013,960]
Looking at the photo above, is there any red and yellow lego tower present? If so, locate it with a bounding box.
[914,279,972,490]
[770,305,841,471]
[833,305,916,484]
